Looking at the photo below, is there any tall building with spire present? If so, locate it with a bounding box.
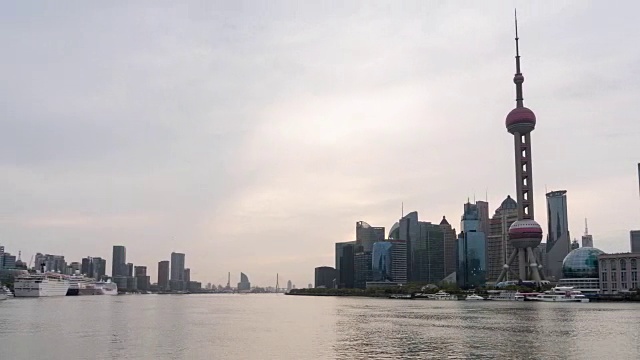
[440,216,458,278]
[582,218,594,247]
[545,190,571,280]
[487,196,519,282]
[496,12,544,284]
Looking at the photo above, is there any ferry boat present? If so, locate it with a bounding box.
[487,290,518,301]
[389,294,413,300]
[67,275,94,296]
[94,281,118,295]
[465,294,485,300]
[531,286,589,303]
[14,273,70,297]
[431,291,458,300]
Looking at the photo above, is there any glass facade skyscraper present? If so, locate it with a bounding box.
[546,190,571,280]
[371,242,393,281]
[457,202,487,289]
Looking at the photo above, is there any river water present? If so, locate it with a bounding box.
[0,294,638,359]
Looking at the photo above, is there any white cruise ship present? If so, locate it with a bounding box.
[14,273,70,297]
[94,281,118,295]
[532,286,589,303]
[66,275,94,296]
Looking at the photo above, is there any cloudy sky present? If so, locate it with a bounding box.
[1,1,639,287]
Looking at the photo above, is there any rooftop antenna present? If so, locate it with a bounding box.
[485,188,488,202]
[584,218,589,236]
[276,273,279,293]
[401,202,404,218]
[514,8,524,108]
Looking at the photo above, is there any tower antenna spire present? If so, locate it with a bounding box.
[584,218,589,235]
[514,8,524,108]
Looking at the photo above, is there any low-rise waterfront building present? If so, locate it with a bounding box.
[598,253,640,294]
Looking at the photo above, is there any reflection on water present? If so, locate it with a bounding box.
[1,294,639,359]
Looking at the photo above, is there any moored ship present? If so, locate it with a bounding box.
[66,275,95,296]
[531,286,589,303]
[14,272,70,297]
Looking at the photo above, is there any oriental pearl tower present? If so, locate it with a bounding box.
[496,12,544,284]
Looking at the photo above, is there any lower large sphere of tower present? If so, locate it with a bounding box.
[508,219,543,248]
[506,107,536,134]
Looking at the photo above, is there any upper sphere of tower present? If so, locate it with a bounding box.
[508,219,543,248]
[506,107,536,134]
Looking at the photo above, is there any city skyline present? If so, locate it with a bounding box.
[2,2,640,287]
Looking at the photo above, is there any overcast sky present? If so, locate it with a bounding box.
[1,1,639,287]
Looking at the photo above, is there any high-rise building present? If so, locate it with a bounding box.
[112,246,126,277]
[487,196,519,282]
[158,260,170,290]
[476,201,490,236]
[134,266,149,291]
[355,221,385,252]
[287,280,292,291]
[412,221,446,284]
[496,16,544,284]
[127,263,134,277]
[68,262,81,275]
[314,266,337,288]
[457,202,487,288]
[440,216,458,278]
[389,240,408,284]
[354,251,373,289]
[631,231,640,253]
[545,190,571,281]
[371,242,392,282]
[34,253,67,273]
[134,266,147,276]
[238,272,251,291]
[399,211,419,281]
[582,218,594,248]
[170,252,186,291]
[184,268,191,283]
[335,241,355,288]
[0,249,16,270]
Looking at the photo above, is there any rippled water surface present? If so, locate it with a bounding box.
[1,294,639,359]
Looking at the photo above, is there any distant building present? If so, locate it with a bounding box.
[315,266,337,288]
[630,231,640,253]
[158,261,170,290]
[335,241,355,288]
[187,281,201,291]
[112,246,127,277]
[371,242,392,282]
[134,266,149,290]
[439,216,458,278]
[356,221,385,253]
[354,251,373,289]
[113,276,127,292]
[184,268,191,283]
[0,252,16,270]
[476,201,490,237]
[598,253,640,294]
[126,276,138,291]
[582,218,594,248]
[170,252,185,291]
[68,262,81,275]
[456,201,487,289]
[571,239,580,251]
[134,266,147,277]
[389,240,408,284]
[286,280,292,291]
[127,263,134,277]
[486,196,518,282]
[558,247,604,294]
[34,253,67,273]
[545,190,571,281]
[238,272,251,291]
[413,221,446,284]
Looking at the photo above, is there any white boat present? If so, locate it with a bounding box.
[531,286,589,303]
[465,294,485,300]
[432,291,458,300]
[66,275,94,296]
[389,294,413,299]
[14,272,70,297]
[487,290,518,301]
[94,281,118,295]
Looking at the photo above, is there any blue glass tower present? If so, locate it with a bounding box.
[457,202,487,288]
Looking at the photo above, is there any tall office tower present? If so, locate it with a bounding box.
[457,202,487,288]
[81,257,92,276]
[371,242,392,282]
[314,266,337,288]
[287,280,292,291]
[34,253,67,273]
[335,241,355,288]
[389,239,408,284]
[184,268,191,283]
[354,250,373,289]
[398,211,419,281]
[111,246,126,277]
[412,222,446,284]
[237,272,251,291]
[158,260,170,290]
[440,216,458,278]
[487,196,519,282]
[94,258,106,280]
[68,262,81,274]
[476,201,490,236]
[582,219,594,247]
[170,252,186,291]
[127,263,134,277]
[134,266,150,291]
[545,190,571,280]
[355,221,385,252]
[631,231,640,253]
[134,266,147,276]
[496,14,544,284]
